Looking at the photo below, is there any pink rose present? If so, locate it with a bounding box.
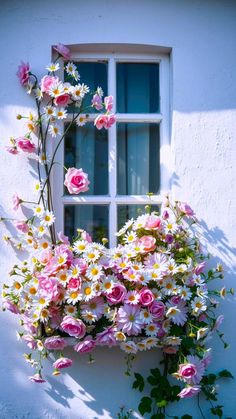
[60,315,86,338]
[64,167,90,194]
[178,386,200,399]
[41,75,59,93]
[144,215,162,230]
[105,114,116,128]
[16,137,36,153]
[163,346,178,354]
[44,336,66,350]
[17,61,30,86]
[94,114,116,130]
[54,93,70,107]
[138,235,156,253]
[53,43,71,59]
[29,373,46,383]
[162,210,169,220]
[6,146,18,155]
[73,258,88,275]
[22,334,37,350]
[149,301,165,319]
[139,287,154,306]
[106,283,127,304]
[12,193,22,211]
[74,335,96,353]
[178,363,197,380]
[2,300,20,314]
[178,202,195,217]
[81,230,92,243]
[92,94,103,110]
[104,95,113,112]
[194,261,206,275]
[14,221,29,233]
[67,277,81,290]
[58,231,70,244]
[38,276,59,301]
[96,327,117,347]
[53,357,73,369]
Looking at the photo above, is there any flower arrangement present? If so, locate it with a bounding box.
[1,43,233,418]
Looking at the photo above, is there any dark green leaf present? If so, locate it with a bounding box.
[205,373,217,384]
[211,406,223,418]
[156,399,168,408]
[181,415,193,419]
[171,385,181,398]
[133,372,145,392]
[150,368,161,378]
[218,369,234,379]
[147,375,159,386]
[138,396,152,416]
[150,387,161,399]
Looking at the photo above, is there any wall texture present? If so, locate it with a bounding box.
[0,1,236,418]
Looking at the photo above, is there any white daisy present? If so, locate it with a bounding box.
[36,224,47,237]
[120,341,137,354]
[116,218,134,237]
[140,309,153,324]
[69,264,81,279]
[197,327,209,340]
[64,305,77,316]
[49,124,61,138]
[191,297,207,316]
[65,62,77,76]
[96,86,104,97]
[73,239,88,254]
[133,214,149,230]
[71,83,89,100]
[166,259,179,275]
[136,341,147,351]
[66,289,81,305]
[62,82,72,93]
[145,323,159,337]
[179,286,192,301]
[124,231,137,244]
[81,282,96,301]
[81,310,97,324]
[57,269,70,286]
[35,88,43,101]
[101,275,116,294]
[44,105,55,119]
[162,278,176,295]
[46,62,60,72]
[33,182,42,195]
[41,211,55,226]
[33,205,44,218]
[49,80,64,98]
[114,331,126,342]
[54,108,67,120]
[86,264,103,281]
[84,248,100,263]
[76,114,88,127]
[124,291,140,305]
[144,337,159,349]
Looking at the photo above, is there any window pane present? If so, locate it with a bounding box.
[64,122,108,195]
[118,205,160,231]
[117,63,159,113]
[64,205,109,243]
[65,62,108,112]
[117,123,160,195]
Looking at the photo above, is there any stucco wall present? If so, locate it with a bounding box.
[0,1,236,418]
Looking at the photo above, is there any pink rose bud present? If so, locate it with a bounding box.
[29,373,46,383]
[67,277,81,290]
[74,336,96,353]
[104,95,113,112]
[178,202,195,217]
[16,61,30,86]
[64,167,90,194]
[16,137,36,153]
[94,114,116,130]
[2,300,20,314]
[81,230,92,243]
[53,43,71,59]
[96,327,117,347]
[44,336,67,350]
[6,146,18,155]
[60,315,86,338]
[178,363,197,380]
[139,287,155,306]
[92,94,103,110]
[138,235,156,253]
[194,261,206,275]
[14,221,29,233]
[149,301,165,319]
[144,214,162,230]
[12,193,23,211]
[53,357,73,369]
[178,386,200,399]
[54,93,70,107]
[41,75,59,93]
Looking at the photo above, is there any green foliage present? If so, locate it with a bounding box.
[133,372,145,392]
[218,369,234,379]
[181,415,193,419]
[211,405,224,418]
[138,396,152,416]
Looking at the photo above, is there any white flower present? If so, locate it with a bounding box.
[69,265,81,279]
[124,231,137,244]
[84,248,100,263]
[35,88,43,101]
[57,269,70,286]
[66,289,81,305]
[145,323,159,337]
[65,62,77,76]
[44,105,55,120]
[116,218,134,237]
[73,240,88,254]
[96,86,104,97]
[33,205,44,218]
[76,114,88,127]
[54,108,67,120]
[120,341,137,354]
[64,305,77,316]
[33,182,42,195]
[197,327,209,341]
[86,264,103,281]
[46,62,60,72]
[49,124,61,138]
[49,80,64,97]
[71,83,89,100]
[144,337,158,349]
[124,291,140,305]
[179,286,192,301]
[114,331,126,342]
[41,210,55,226]
[191,297,207,316]
[81,282,96,301]
[140,309,153,324]
[101,275,116,294]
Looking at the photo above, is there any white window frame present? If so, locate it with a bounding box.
[53,49,171,247]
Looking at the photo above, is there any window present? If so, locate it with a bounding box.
[53,46,170,247]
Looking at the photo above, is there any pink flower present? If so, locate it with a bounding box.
[54,93,70,107]
[12,193,22,211]
[2,300,20,314]
[6,146,18,155]
[58,231,70,244]
[17,61,30,85]
[214,314,224,330]
[60,315,86,338]
[138,235,156,253]
[162,210,169,220]
[81,230,92,243]
[96,327,117,347]
[163,346,178,354]
[179,355,205,385]
[41,75,59,93]
[29,373,46,383]
[178,386,200,399]
[53,43,71,59]
[149,301,165,319]
[44,336,66,350]
[73,258,88,275]
[178,363,198,380]
[14,221,29,233]
[74,335,96,353]
[53,357,73,369]
[139,287,154,307]
[21,315,37,335]
[38,276,59,301]
[178,202,195,217]
[104,95,113,112]
[144,215,162,230]
[117,305,143,336]
[64,167,90,194]
[16,137,36,153]
[22,334,37,350]
[94,114,116,130]
[92,94,103,110]
[106,283,127,304]
[194,261,206,275]
[67,277,81,290]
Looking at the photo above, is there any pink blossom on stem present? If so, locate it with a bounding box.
[6,146,18,155]
[178,386,200,398]
[74,335,96,353]
[194,261,206,275]
[41,75,59,93]
[53,43,71,59]
[54,93,70,107]
[22,334,37,350]
[81,230,92,243]
[96,326,117,347]
[17,61,30,86]
[14,221,29,233]
[2,300,20,314]
[53,357,73,369]
[12,193,22,211]
[64,167,90,194]
[58,231,70,244]
[138,235,156,253]
[29,373,46,383]
[60,315,86,338]
[92,94,103,110]
[16,137,36,153]
[139,287,155,307]
[44,336,67,350]
[104,95,113,112]
[94,114,116,130]
[178,202,195,217]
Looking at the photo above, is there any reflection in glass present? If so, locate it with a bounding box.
[117,63,159,113]
[65,62,108,112]
[117,123,160,195]
[118,205,160,231]
[64,205,109,243]
[64,123,108,195]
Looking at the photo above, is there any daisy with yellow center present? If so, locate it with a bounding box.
[101,275,115,294]
[114,331,126,342]
[33,205,44,217]
[87,264,103,281]
[49,124,61,138]
[120,341,137,354]
[81,310,96,324]
[41,211,55,227]
[76,114,88,127]
[66,289,81,305]
[145,323,158,337]
[73,240,88,254]
[64,305,77,316]
[54,108,67,120]
[124,231,137,244]
[46,62,60,72]
[84,249,100,263]
[81,282,96,302]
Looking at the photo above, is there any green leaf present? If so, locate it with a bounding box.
[133,372,145,392]
[138,396,152,416]
[147,375,159,386]
[150,387,161,399]
[150,368,161,378]
[211,406,223,418]
[181,415,193,419]
[171,385,181,398]
[205,373,217,384]
[152,414,165,419]
[181,336,195,350]
[156,399,168,408]
[218,369,234,379]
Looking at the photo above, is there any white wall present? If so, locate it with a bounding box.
[0,0,236,417]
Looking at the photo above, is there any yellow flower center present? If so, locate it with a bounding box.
[84,287,92,296]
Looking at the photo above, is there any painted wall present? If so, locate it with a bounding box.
[0,0,236,417]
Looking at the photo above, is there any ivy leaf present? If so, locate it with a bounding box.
[156,399,168,408]
[150,368,161,378]
[211,406,223,418]
[138,396,152,416]
[218,369,234,379]
[133,372,145,392]
[205,373,217,385]
[181,415,193,419]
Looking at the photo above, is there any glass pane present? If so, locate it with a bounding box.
[117,63,159,113]
[64,122,108,195]
[65,62,108,112]
[117,123,160,195]
[64,205,109,243]
[118,205,160,231]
